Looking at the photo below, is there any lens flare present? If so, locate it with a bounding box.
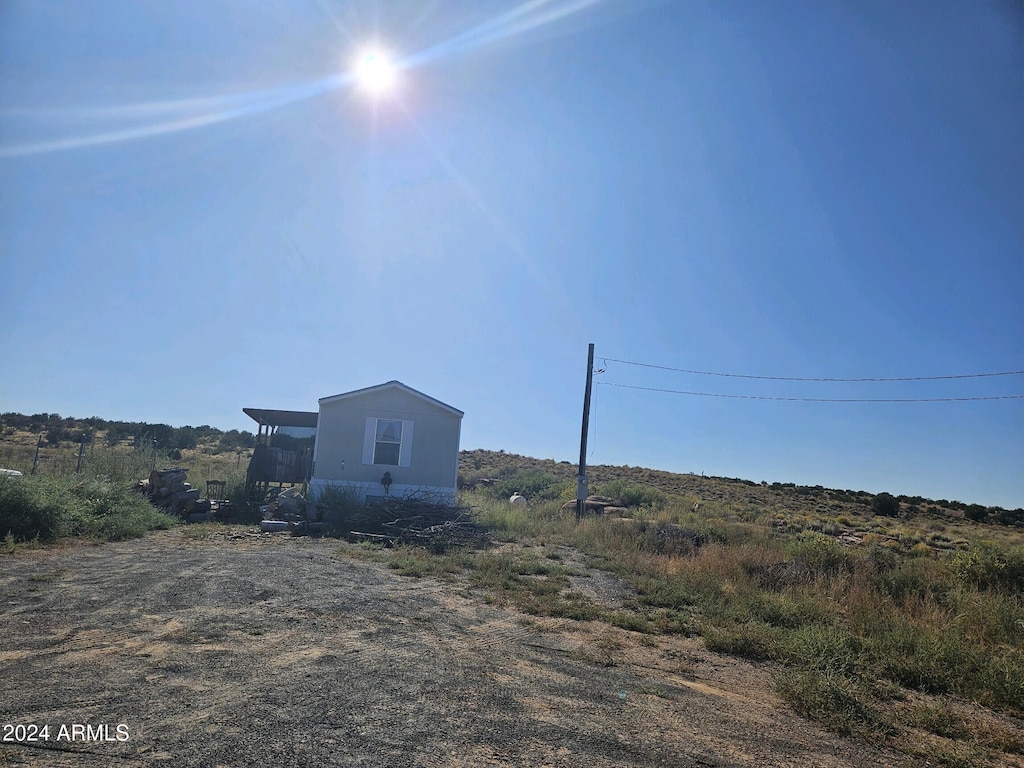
[353,48,397,95]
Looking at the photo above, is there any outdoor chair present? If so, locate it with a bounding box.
[206,480,227,500]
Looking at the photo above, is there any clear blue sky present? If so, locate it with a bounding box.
[1,1,1021,508]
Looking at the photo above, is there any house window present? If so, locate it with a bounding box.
[362,417,414,467]
[373,419,403,466]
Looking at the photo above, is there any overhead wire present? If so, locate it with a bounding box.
[596,356,1024,402]
[598,382,1024,402]
[601,357,1024,383]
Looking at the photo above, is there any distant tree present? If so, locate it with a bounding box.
[1,412,31,430]
[29,413,53,433]
[172,426,197,451]
[105,423,130,446]
[871,492,900,517]
[143,424,175,447]
[216,429,254,452]
[44,426,72,445]
[993,508,1024,527]
[964,504,988,522]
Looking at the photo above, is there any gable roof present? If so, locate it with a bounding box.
[318,380,464,417]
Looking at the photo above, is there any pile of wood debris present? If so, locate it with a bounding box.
[343,499,491,551]
[264,490,491,549]
[134,468,230,522]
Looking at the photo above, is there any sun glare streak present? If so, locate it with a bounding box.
[0,0,623,158]
[405,0,613,67]
[391,99,552,293]
[311,0,356,42]
[0,75,351,158]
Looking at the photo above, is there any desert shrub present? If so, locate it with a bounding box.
[951,544,1024,593]
[871,492,900,517]
[489,469,562,502]
[871,557,946,603]
[702,621,780,660]
[992,508,1024,526]
[780,625,863,675]
[786,533,855,579]
[635,522,707,556]
[0,476,64,542]
[63,477,176,540]
[964,504,988,522]
[899,633,979,695]
[0,475,175,543]
[775,668,888,737]
[738,591,834,629]
[594,479,666,509]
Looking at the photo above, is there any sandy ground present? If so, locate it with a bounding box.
[0,529,907,767]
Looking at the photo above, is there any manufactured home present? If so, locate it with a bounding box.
[244,381,463,505]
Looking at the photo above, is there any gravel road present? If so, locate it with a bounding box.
[0,528,903,767]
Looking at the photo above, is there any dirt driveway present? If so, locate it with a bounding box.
[0,529,903,767]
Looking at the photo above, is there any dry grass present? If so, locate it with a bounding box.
[449,478,1023,767]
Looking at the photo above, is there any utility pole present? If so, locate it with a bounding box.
[576,343,595,521]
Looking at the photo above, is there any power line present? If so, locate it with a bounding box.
[602,357,1024,383]
[599,382,1024,403]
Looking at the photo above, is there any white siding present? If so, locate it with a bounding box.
[312,383,461,500]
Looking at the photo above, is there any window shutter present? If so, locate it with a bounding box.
[362,417,375,464]
[398,420,414,467]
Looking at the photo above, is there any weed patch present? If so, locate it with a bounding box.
[0,474,176,545]
[775,668,889,738]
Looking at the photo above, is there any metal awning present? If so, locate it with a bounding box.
[242,408,318,429]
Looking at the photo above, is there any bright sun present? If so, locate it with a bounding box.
[353,47,397,96]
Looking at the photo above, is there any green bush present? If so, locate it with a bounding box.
[489,469,562,502]
[0,475,176,544]
[775,668,888,737]
[951,544,1024,593]
[964,504,989,522]
[64,477,177,540]
[594,479,665,509]
[781,625,863,675]
[871,492,900,517]
[702,621,780,660]
[0,476,64,542]
[786,533,855,579]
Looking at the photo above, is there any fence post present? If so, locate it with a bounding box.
[76,435,87,473]
[31,434,43,475]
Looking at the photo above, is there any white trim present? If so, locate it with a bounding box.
[453,416,462,489]
[362,417,412,467]
[361,417,375,465]
[318,380,464,417]
[309,479,456,506]
[398,420,414,467]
